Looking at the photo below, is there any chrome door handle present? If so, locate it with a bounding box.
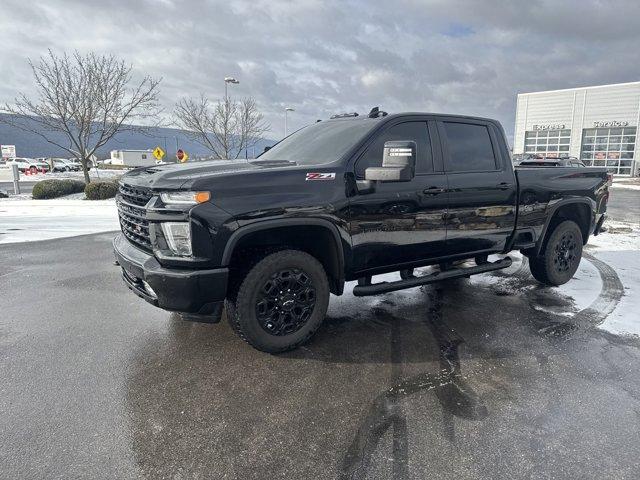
[423,187,446,195]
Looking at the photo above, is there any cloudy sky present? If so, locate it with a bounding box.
[2,0,639,142]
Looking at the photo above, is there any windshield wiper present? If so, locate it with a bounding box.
[249,160,297,166]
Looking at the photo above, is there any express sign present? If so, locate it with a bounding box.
[532,124,566,131]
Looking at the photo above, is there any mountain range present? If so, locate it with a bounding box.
[0,113,275,160]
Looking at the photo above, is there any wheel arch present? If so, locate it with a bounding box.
[222,218,346,295]
[534,199,593,256]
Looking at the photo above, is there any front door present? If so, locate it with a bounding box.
[437,119,517,256]
[348,120,448,274]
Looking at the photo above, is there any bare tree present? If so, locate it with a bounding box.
[175,94,269,159]
[1,50,162,183]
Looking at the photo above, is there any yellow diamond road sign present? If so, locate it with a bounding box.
[153,146,165,161]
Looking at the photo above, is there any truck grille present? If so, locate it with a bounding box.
[117,184,153,251]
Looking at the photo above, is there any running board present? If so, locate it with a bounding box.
[352,257,513,297]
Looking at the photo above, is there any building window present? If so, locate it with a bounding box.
[524,129,571,158]
[581,127,636,175]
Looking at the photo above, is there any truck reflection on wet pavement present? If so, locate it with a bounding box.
[1,233,639,479]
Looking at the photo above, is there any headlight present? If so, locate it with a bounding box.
[160,191,210,205]
[160,222,192,256]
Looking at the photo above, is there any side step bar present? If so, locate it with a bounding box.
[352,257,513,297]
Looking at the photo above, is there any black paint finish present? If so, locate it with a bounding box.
[115,112,610,314]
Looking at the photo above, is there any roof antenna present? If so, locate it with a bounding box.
[368,106,388,118]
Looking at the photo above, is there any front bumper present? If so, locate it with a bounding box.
[113,233,228,316]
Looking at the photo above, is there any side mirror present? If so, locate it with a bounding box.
[263,146,272,153]
[365,140,416,182]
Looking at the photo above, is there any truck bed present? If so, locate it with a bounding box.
[513,166,609,248]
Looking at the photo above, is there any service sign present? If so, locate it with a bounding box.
[593,120,629,128]
[1,144,16,159]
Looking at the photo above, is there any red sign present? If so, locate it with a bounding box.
[176,149,185,161]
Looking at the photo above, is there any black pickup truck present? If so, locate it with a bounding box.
[113,109,609,352]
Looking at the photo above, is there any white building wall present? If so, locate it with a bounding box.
[514,81,640,175]
[513,95,528,154]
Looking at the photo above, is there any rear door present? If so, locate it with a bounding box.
[437,119,517,255]
[348,119,448,273]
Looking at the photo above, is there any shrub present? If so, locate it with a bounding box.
[85,181,119,200]
[32,179,86,199]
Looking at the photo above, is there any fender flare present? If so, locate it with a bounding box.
[221,217,347,292]
[534,198,594,256]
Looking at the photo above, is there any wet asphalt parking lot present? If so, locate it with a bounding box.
[2,228,640,479]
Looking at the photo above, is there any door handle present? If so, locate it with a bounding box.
[423,187,446,195]
[497,182,513,190]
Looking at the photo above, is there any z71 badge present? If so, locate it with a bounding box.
[305,172,336,181]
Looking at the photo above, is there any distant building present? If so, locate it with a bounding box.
[110,149,156,167]
[514,81,640,176]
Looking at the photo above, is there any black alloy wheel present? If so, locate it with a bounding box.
[255,268,317,336]
[553,231,578,273]
[226,249,330,353]
[529,220,583,286]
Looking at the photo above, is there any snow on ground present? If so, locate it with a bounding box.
[469,252,604,317]
[0,196,118,244]
[610,183,640,191]
[587,221,640,336]
[611,177,640,191]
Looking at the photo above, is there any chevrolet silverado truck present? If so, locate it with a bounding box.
[113,108,609,352]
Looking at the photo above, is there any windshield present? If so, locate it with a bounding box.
[259,118,380,165]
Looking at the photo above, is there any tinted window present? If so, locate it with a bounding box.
[259,118,379,165]
[356,122,433,177]
[443,122,497,172]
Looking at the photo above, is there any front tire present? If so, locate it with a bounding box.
[226,250,330,353]
[529,220,583,286]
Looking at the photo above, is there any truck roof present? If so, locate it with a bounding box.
[325,111,502,125]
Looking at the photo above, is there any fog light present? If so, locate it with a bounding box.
[160,222,192,256]
[142,280,157,298]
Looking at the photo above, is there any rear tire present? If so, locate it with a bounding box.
[226,249,330,353]
[529,220,583,286]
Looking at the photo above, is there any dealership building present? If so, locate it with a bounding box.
[514,81,640,176]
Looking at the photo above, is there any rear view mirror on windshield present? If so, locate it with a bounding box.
[365,140,416,182]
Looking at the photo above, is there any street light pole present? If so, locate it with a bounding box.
[284,107,295,136]
[224,76,240,102]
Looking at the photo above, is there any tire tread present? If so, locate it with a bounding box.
[226,249,329,353]
[529,220,583,286]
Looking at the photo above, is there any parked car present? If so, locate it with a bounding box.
[518,157,586,167]
[69,158,90,170]
[36,157,66,172]
[6,157,48,173]
[28,158,51,172]
[113,108,609,353]
[52,158,80,172]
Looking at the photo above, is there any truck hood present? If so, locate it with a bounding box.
[121,160,264,190]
